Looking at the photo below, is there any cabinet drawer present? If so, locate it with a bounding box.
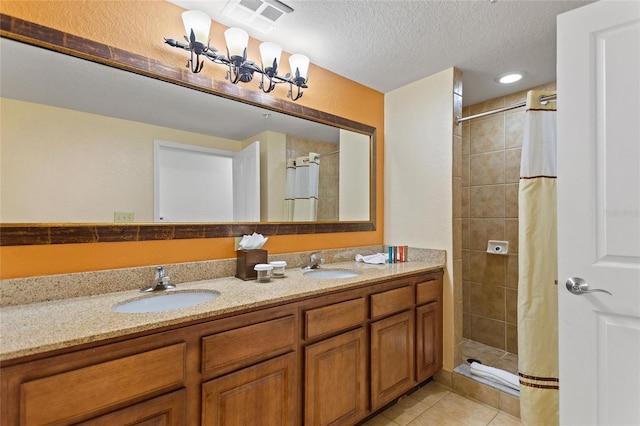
[202,315,295,377]
[416,277,442,305]
[370,286,413,319]
[305,298,366,340]
[20,343,185,426]
[77,389,186,426]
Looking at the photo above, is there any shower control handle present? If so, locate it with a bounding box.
[566,277,612,296]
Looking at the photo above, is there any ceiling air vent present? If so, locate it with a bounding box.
[222,0,293,33]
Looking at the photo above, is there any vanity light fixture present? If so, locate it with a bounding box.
[164,10,309,101]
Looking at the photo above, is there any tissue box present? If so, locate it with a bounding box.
[236,249,268,280]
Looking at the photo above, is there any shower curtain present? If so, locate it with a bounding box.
[518,90,559,425]
[284,153,319,221]
[285,159,296,221]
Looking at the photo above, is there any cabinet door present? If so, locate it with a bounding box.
[416,302,442,382]
[305,328,367,426]
[202,353,297,426]
[370,310,415,410]
[77,389,186,426]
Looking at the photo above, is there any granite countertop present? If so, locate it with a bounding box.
[0,259,444,362]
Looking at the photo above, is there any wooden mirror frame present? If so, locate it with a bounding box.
[0,14,377,246]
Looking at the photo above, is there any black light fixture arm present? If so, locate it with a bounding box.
[259,57,282,93]
[288,68,308,101]
[225,48,261,84]
[164,32,308,100]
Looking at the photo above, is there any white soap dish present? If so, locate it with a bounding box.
[487,240,509,255]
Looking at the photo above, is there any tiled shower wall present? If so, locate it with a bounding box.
[461,82,556,354]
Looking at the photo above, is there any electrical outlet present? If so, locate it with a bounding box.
[114,212,135,223]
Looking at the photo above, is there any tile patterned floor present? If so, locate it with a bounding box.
[361,381,522,426]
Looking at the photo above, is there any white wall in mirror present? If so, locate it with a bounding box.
[0,98,240,223]
[339,130,371,220]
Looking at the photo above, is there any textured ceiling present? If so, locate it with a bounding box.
[169,0,592,105]
[2,1,594,143]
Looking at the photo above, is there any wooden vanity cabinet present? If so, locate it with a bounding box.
[303,297,368,426]
[199,313,298,426]
[370,286,416,410]
[415,273,444,382]
[302,270,443,425]
[0,332,189,425]
[0,269,443,426]
[0,304,298,426]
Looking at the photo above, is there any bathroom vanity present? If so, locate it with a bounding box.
[0,264,443,425]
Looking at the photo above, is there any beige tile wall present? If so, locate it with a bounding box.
[461,82,556,354]
[453,68,464,367]
[286,136,340,220]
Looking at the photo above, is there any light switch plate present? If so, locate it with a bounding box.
[114,212,135,223]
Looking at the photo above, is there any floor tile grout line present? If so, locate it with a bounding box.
[394,388,451,425]
[485,410,501,426]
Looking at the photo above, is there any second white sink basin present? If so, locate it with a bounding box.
[303,269,362,280]
[113,290,220,313]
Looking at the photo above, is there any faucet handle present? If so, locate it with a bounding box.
[161,275,175,288]
[310,252,325,268]
[155,266,166,279]
[141,266,175,292]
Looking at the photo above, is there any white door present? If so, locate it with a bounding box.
[154,140,234,222]
[557,2,640,425]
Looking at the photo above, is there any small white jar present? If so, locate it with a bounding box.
[254,264,273,283]
[269,261,287,278]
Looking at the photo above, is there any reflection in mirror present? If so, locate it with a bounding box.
[0,38,371,224]
[154,139,251,222]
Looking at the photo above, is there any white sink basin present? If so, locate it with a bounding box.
[303,269,362,280]
[113,290,220,313]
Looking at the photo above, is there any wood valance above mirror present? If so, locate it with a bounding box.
[0,14,377,246]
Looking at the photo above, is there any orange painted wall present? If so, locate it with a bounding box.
[0,1,384,279]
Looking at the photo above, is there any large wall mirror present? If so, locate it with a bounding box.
[0,15,376,245]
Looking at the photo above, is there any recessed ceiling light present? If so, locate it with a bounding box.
[497,72,524,84]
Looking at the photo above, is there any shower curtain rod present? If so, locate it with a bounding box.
[314,150,339,159]
[298,150,339,164]
[456,93,557,125]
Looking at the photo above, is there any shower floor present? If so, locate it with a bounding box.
[455,339,520,398]
[461,338,518,374]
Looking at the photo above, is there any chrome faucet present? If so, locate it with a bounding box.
[141,266,176,292]
[303,252,325,270]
